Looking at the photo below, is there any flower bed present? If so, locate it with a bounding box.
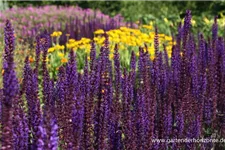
[1,10,225,150]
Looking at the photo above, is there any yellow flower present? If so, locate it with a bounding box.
[112,38,120,43]
[53,44,64,50]
[85,48,91,54]
[50,33,55,37]
[67,43,76,49]
[203,17,210,24]
[191,20,196,26]
[2,69,4,75]
[120,27,128,31]
[51,31,62,37]
[66,43,72,49]
[168,52,172,58]
[158,34,165,38]
[119,44,125,50]
[48,47,55,53]
[165,36,173,41]
[93,37,100,42]
[54,44,59,49]
[141,33,149,39]
[57,52,64,58]
[59,45,65,50]
[81,38,91,44]
[61,58,68,63]
[57,31,62,36]
[94,29,104,35]
[150,55,155,61]
[79,45,86,49]
[110,47,114,53]
[109,53,114,60]
[114,29,122,34]
[149,21,153,26]
[148,47,154,55]
[69,39,76,43]
[136,52,139,57]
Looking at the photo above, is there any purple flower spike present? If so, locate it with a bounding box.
[183,10,192,50]
[1,19,19,150]
[212,16,218,43]
[48,117,59,150]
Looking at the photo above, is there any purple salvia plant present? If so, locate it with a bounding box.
[36,115,47,150]
[23,56,42,149]
[161,55,172,150]
[154,27,160,57]
[142,51,155,149]
[41,33,51,106]
[190,44,199,98]
[62,50,78,149]
[1,20,19,150]
[12,95,29,150]
[155,52,164,144]
[94,36,111,150]
[90,41,96,72]
[176,22,183,49]
[212,16,218,46]
[71,68,84,150]
[48,115,58,150]
[130,51,136,71]
[134,84,145,150]
[182,10,192,50]
[43,79,55,150]
[54,66,66,149]
[110,44,123,150]
[121,69,134,150]
[82,58,94,150]
[0,90,2,125]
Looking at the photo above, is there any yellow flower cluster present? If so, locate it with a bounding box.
[93,26,174,58]
[66,37,92,52]
[57,52,64,58]
[48,44,65,53]
[49,25,175,63]
[203,15,225,27]
[51,31,62,37]
[94,29,105,35]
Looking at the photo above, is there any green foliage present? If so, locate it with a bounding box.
[0,0,8,11]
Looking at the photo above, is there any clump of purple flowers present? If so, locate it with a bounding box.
[1,10,225,150]
[0,6,137,45]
